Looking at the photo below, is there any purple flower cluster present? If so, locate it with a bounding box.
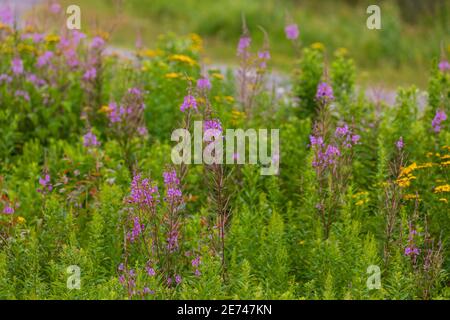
[90,36,106,50]
[163,170,183,204]
[316,82,334,104]
[258,50,271,68]
[83,67,97,81]
[191,256,201,276]
[137,126,148,137]
[37,174,53,194]
[432,110,447,133]
[180,95,197,112]
[0,74,12,84]
[285,24,299,40]
[334,124,360,148]
[203,119,223,141]
[2,205,14,215]
[310,135,341,168]
[107,88,146,139]
[83,131,101,148]
[15,90,30,102]
[396,136,404,150]
[197,77,211,90]
[129,173,160,207]
[237,35,251,56]
[438,60,450,72]
[11,58,24,75]
[404,227,420,258]
[37,51,54,68]
[166,227,180,253]
[108,102,127,123]
[128,215,144,243]
[27,74,46,87]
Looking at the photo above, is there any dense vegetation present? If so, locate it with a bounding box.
[0,2,449,299]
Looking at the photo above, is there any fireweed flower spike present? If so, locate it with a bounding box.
[37,174,52,194]
[258,50,271,69]
[316,82,334,104]
[37,51,54,68]
[11,57,24,75]
[180,95,197,112]
[285,23,299,40]
[438,60,450,72]
[2,205,14,215]
[432,109,447,133]
[203,119,223,141]
[197,77,211,90]
[237,34,251,56]
[83,131,101,148]
[396,137,404,150]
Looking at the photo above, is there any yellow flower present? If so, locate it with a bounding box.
[211,73,224,80]
[403,194,420,201]
[352,191,369,198]
[165,72,182,79]
[441,155,450,160]
[416,162,433,169]
[168,54,197,66]
[224,96,235,103]
[18,43,36,54]
[99,105,111,114]
[399,162,417,177]
[189,33,203,52]
[311,42,325,51]
[45,34,60,43]
[231,109,246,124]
[396,174,416,188]
[355,200,365,206]
[17,216,26,224]
[441,161,450,167]
[299,240,305,245]
[138,49,163,58]
[434,184,450,193]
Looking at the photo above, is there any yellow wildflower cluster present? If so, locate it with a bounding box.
[403,193,421,201]
[137,49,163,59]
[189,33,203,52]
[18,43,36,54]
[211,72,224,80]
[165,72,182,79]
[45,34,60,44]
[434,184,450,194]
[168,54,197,66]
[396,162,418,188]
[99,105,112,114]
[311,42,325,51]
[16,216,26,224]
[352,191,369,206]
[231,109,246,125]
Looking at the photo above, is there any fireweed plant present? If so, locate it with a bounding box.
[0,2,449,300]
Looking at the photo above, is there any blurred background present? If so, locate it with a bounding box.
[10,0,450,87]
